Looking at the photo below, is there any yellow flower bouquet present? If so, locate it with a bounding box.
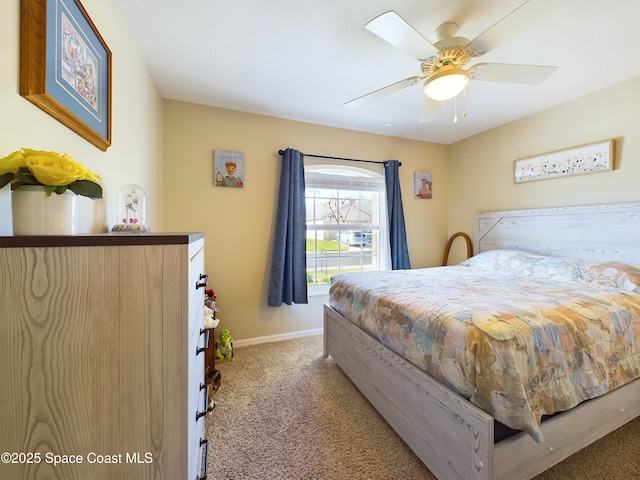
[0,148,102,199]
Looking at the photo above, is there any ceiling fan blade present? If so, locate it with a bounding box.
[468,0,549,55]
[419,98,442,123]
[470,63,558,84]
[366,11,439,61]
[344,76,423,109]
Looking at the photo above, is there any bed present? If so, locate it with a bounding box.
[323,202,640,480]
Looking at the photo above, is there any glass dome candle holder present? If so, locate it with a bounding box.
[111,184,151,233]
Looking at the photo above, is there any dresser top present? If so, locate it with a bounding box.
[0,232,204,248]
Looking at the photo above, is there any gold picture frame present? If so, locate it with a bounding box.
[20,0,112,151]
[514,139,614,184]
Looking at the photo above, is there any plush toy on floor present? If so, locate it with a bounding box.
[216,328,234,360]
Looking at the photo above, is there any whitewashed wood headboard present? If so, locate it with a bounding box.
[475,202,640,263]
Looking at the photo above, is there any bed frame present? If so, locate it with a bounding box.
[324,202,640,480]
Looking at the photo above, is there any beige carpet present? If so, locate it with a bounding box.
[206,335,640,479]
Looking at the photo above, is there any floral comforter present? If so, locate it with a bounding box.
[329,250,640,442]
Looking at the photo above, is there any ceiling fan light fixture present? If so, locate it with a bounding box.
[423,68,470,101]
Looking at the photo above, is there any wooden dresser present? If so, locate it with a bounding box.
[0,233,210,480]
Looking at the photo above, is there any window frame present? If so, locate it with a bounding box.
[304,164,389,295]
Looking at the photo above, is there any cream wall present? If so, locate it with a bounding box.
[162,100,449,342]
[6,0,637,343]
[0,0,163,234]
[447,75,640,264]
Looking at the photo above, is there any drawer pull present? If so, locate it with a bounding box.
[196,329,210,356]
[196,273,209,289]
[197,438,208,480]
[196,383,216,420]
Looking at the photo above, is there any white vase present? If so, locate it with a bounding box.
[11,186,78,235]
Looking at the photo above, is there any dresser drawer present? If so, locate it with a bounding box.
[0,234,207,480]
[188,237,206,479]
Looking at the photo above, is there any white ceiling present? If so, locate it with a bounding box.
[114,0,640,145]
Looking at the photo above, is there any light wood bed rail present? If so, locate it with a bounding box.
[324,202,640,480]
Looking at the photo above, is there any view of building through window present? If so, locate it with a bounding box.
[305,165,385,287]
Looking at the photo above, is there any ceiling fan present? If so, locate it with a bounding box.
[345,1,558,122]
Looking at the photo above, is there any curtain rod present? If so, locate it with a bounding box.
[278,150,401,166]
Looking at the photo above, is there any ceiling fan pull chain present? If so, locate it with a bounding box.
[463,85,467,118]
[454,94,458,124]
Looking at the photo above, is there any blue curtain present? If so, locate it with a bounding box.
[384,160,411,270]
[268,148,308,306]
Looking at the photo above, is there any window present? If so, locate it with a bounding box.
[305,165,389,293]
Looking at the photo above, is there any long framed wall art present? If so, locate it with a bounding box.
[20,0,112,151]
[514,140,614,184]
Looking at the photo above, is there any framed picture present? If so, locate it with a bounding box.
[20,0,112,151]
[214,150,245,188]
[514,140,614,184]
[414,171,433,199]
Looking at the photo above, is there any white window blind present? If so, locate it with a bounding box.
[305,165,390,292]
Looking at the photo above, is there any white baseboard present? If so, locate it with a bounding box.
[232,328,323,347]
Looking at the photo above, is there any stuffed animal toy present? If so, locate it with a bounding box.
[203,288,220,328]
[203,305,219,329]
[215,328,234,360]
[205,289,218,313]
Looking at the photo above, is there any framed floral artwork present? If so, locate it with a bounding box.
[514,140,614,183]
[20,0,112,151]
